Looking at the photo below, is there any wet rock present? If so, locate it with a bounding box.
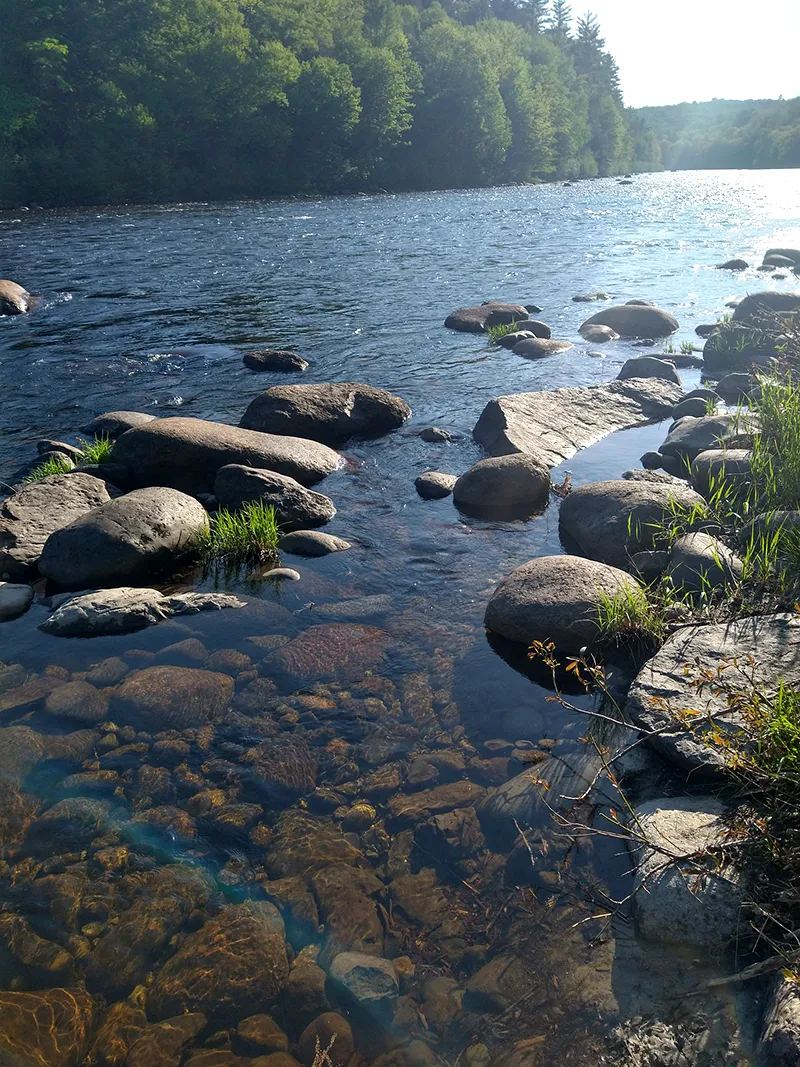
[578,323,618,342]
[511,337,573,359]
[391,869,456,935]
[763,247,800,267]
[297,1013,354,1067]
[125,1013,207,1067]
[240,383,410,446]
[110,667,233,730]
[473,378,682,463]
[0,724,45,784]
[658,413,742,461]
[421,977,462,1033]
[44,680,109,723]
[0,473,119,580]
[329,952,399,1018]
[759,973,800,1067]
[279,531,351,556]
[0,581,34,620]
[484,554,640,653]
[419,426,454,442]
[111,416,340,494]
[580,304,678,338]
[312,865,384,960]
[626,613,800,773]
[572,291,609,302]
[389,781,485,824]
[183,1054,246,1067]
[262,567,301,581]
[237,1014,288,1053]
[243,349,308,373]
[39,487,208,588]
[273,624,387,682]
[282,963,330,1034]
[154,638,209,668]
[148,902,288,1025]
[81,411,156,438]
[415,471,457,500]
[0,279,32,315]
[0,912,74,981]
[214,465,335,529]
[416,806,485,861]
[169,592,246,617]
[0,985,99,1067]
[510,319,551,338]
[733,290,800,325]
[265,810,364,878]
[243,736,318,802]
[40,588,171,636]
[86,657,129,687]
[28,797,118,854]
[631,797,744,950]
[88,990,147,1066]
[559,478,705,569]
[453,454,550,517]
[716,258,748,271]
[616,356,681,385]
[444,303,528,333]
[464,955,534,1013]
[316,595,392,621]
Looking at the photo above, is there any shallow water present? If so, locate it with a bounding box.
[0,171,798,1065]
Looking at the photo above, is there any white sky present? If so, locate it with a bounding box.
[584,0,800,108]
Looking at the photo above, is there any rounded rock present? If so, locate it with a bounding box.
[110,666,234,730]
[214,465,335,530]
[415,472,457,500]
[243,350,308,373]
[0,279,32,315]
[453,454,550,517]
[81,411,156,438]
[616,356,682,386]
[581,305,678,339]
[511,337,573,359]
[579,323,619,343]
[0,582,34,621]
[279,531,351,556]
[297,1014,354,1067]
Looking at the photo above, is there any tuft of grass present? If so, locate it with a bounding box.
[662,340,676,355]
[197,501,279,570]
[595,582,667,659]
[680,340,696,355]
[749,374,800,513]
[487,320,523,343]
[24,454,73,482]
[79,434,114,464]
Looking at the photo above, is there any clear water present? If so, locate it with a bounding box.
[0,171,798,1064]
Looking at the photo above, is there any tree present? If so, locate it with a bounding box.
[547,0,572,41]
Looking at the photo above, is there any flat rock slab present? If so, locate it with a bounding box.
[39,587,245,637]
[626,613,800,773]
[473,378,682,463]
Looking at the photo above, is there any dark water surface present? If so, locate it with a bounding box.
[1,172,799,1065]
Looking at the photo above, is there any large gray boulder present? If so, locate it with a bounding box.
[690,448,751,496]
[484,554,640,654]
[453,454,550,516]
[703,323,780,373]
[0,474,119,580]
[473,378,682,464]
[658,414,742,461]
[240,383,410,445]
[666,532,743,593]
[38,487,208,588]
[0,280,31,315]
[626,613,800,773]
[111,416,340,493]
[630,797,745,950]
[444,302,528,332]
[763,247,800,267]
[38,587,244,637]
[580,304,678,338]
[616,356,681,385]
[214,465,335,530]
[81,411,156,438]
[733,291,800,325]
[558,478,705,569]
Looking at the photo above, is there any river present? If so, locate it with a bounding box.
[1,171,799,1065]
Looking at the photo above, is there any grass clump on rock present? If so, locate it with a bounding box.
[24,454,73,482]
[198,501,279,570]
[78,433,114,464]
[595,582,667,659]
[487,320,522,343]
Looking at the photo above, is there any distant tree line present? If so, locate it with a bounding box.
[0,0,661,207]
[637,97,800,170]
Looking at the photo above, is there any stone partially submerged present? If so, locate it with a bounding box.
[214,465,336,529]
[580,304,678,338]
[444,302,528,332]
[473,378,682,463]
[0,279,32,315]
[39,587,245,637]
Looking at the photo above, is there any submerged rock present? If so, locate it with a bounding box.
[111,416,340,494]
[415,471,457,500]
[279,530,351,556]
[485,554,640,653]
[214,465,335,529]
[580,304,678,338]
[0,473,119,581]
[444,302,528,332]
[38,487,208,588]
[243,349,308,372]
[453,454,550,517]
[511,337,573,359]
[716,258,749,271]
[0,985,99,1067]
[297,1014,354,1067]
[419,426,454,443]
[110,666,234,730]
[0,279,32,315]
[329,952,399,1017]
[0,581,34,620]
[265,810,364,878]
[240,383,410,445]
[125,1013,207,1067]
[473,378,682,463]
[273,623,387,681]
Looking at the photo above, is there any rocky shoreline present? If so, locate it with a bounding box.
[1,266,800,1067]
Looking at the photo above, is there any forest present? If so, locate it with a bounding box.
[639,96,800,170]
[0,0,662,207]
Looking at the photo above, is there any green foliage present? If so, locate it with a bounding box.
[198,501,280,569]
[487,320,523,342]
[595,582,666,659]
[0,0,657,206]
[679,341,696,354]
[79,434,113,464]
[750,374,800,513]
[24,454,73,482]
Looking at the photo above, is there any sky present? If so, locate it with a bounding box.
[584,0,800,108]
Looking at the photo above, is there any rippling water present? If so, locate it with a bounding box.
[1,171,799,1065]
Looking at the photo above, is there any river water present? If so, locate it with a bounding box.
[1,171,799,1066]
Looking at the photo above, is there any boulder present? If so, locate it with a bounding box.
[715,371,759,402]
[297,1014,354,1067]
[45,681,109,723]
[572,291,610,302]
[740,510,800,545]
[81,411,156,437]
[511,337,573,359]
[496,330,534,349]
[715,259,748,271]
[38,487,208,588]
[670,397,709,420]
[510,319,551,339]
[329,952,399,1017]
[0,986,99,1067]
[473,378,682,464]
[616,356,681,385]
[0,280,32,315]
[733,291,800,325]
[110,666,234,730]
[243,350,308,373]
[0,473,119,580]
[111,417,340,494]
[279,531,351,556]
[484,554,640,653]
[639,450,685,477]
[214,465,335,530]
[237,1014,289,1053]
[690,448,751,496]
[626,613,800,773]
[759,974,800,1067]
[658,413,742,461]
[453,454,550,517]
[273,624,387,682]
[415,471,457,500]
[695,324,718,338]
[580,304,678,338]
[240,383,410,445]
[579,323,619,343]
[559,479,705,569]
[419,427,454,443]
[762,254,796,269]
[703,322,780,373]
[763,247,800,267]
[630,797,744,950]
[667,532,743,593]
[0,582,34,620]
[125,1014,207,1067]
[39,587,244,637]
[147,902,288,1024]
[444,303,528,332]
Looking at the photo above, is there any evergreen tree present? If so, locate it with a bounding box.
[547,0,572,41]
